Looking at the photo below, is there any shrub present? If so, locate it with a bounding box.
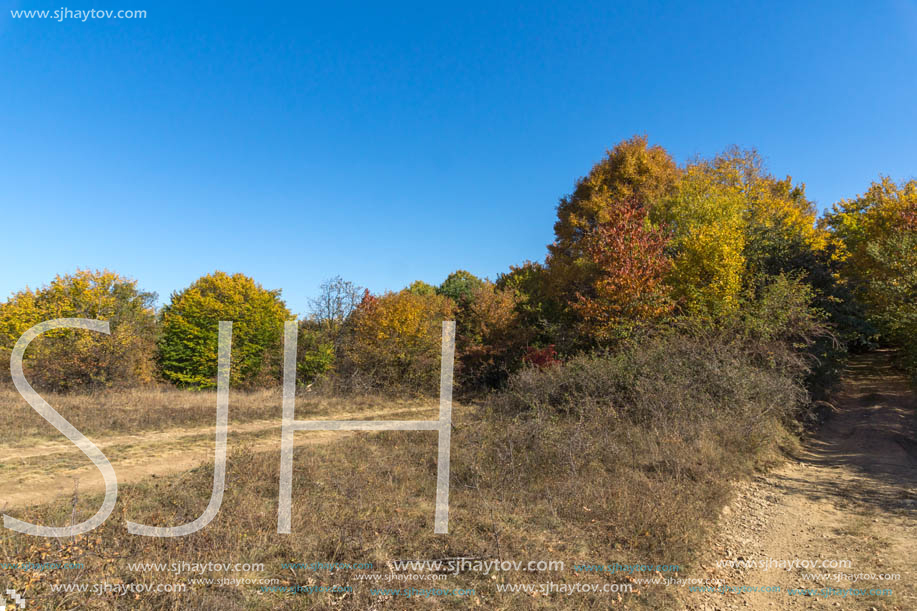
[157,272,291,388]
[467,327,808,594]
[453,282,532,390]
[494,330,808,431]
[0,269,157,392]
[521,344,559,369]
[296,321,335,385]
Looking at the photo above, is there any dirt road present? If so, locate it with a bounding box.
[686,351,917,611]
[0,404,436,509]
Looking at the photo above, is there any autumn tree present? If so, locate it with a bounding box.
[652,162,747,318]
[538,136,681,350]
[0,270,157,391]
[551,135,680,258]
[704,148,825,280]
[824,177,917,282]
[824,177,917,366]
[338,289,454,393]
[452,281,533,389]
[548,136,680,303]
[570,196,673,343]
[157,272,292,388]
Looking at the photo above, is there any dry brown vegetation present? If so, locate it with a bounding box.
[0,387,433,445]
[0,330,807,610]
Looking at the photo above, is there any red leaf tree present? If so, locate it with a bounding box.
[570,196,674,343]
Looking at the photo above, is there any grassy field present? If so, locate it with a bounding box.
[0,337,797,610]
[0,403,696,610]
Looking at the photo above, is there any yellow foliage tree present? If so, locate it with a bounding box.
[824,177,917,363]
[824,176,917,271]
[708,148,824,252]
[341,289,454,393]
[157,271,292,388]
[0,269,158,391]
[652,163,746,318]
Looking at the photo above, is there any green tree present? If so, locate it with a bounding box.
[497,261,565,348]
[864,233,917,369]
[157,272,292,388]
[406,280,437,296]
[824,178,917,367]
[0,269,157,391]
[296,319,336,385]
[296,276,364,386]
[437,270,484,304]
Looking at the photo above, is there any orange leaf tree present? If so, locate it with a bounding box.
[570,196,674,343]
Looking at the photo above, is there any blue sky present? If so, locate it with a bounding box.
[2,1,916,315]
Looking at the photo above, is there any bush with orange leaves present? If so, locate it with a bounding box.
[453,282,533,390]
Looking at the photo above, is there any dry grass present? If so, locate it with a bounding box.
[1,407,660,610]
[0,387,435,445]
[0,332,805,609]
[0,404,776,610]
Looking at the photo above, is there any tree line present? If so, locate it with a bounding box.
[1,136,914,394]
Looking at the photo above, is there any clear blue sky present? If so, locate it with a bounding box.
[2,1,916,315]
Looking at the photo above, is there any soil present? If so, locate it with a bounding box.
[684,351,917,611]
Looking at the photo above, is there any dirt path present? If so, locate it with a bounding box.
[685,351,917,611]
[0,404,437,509]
